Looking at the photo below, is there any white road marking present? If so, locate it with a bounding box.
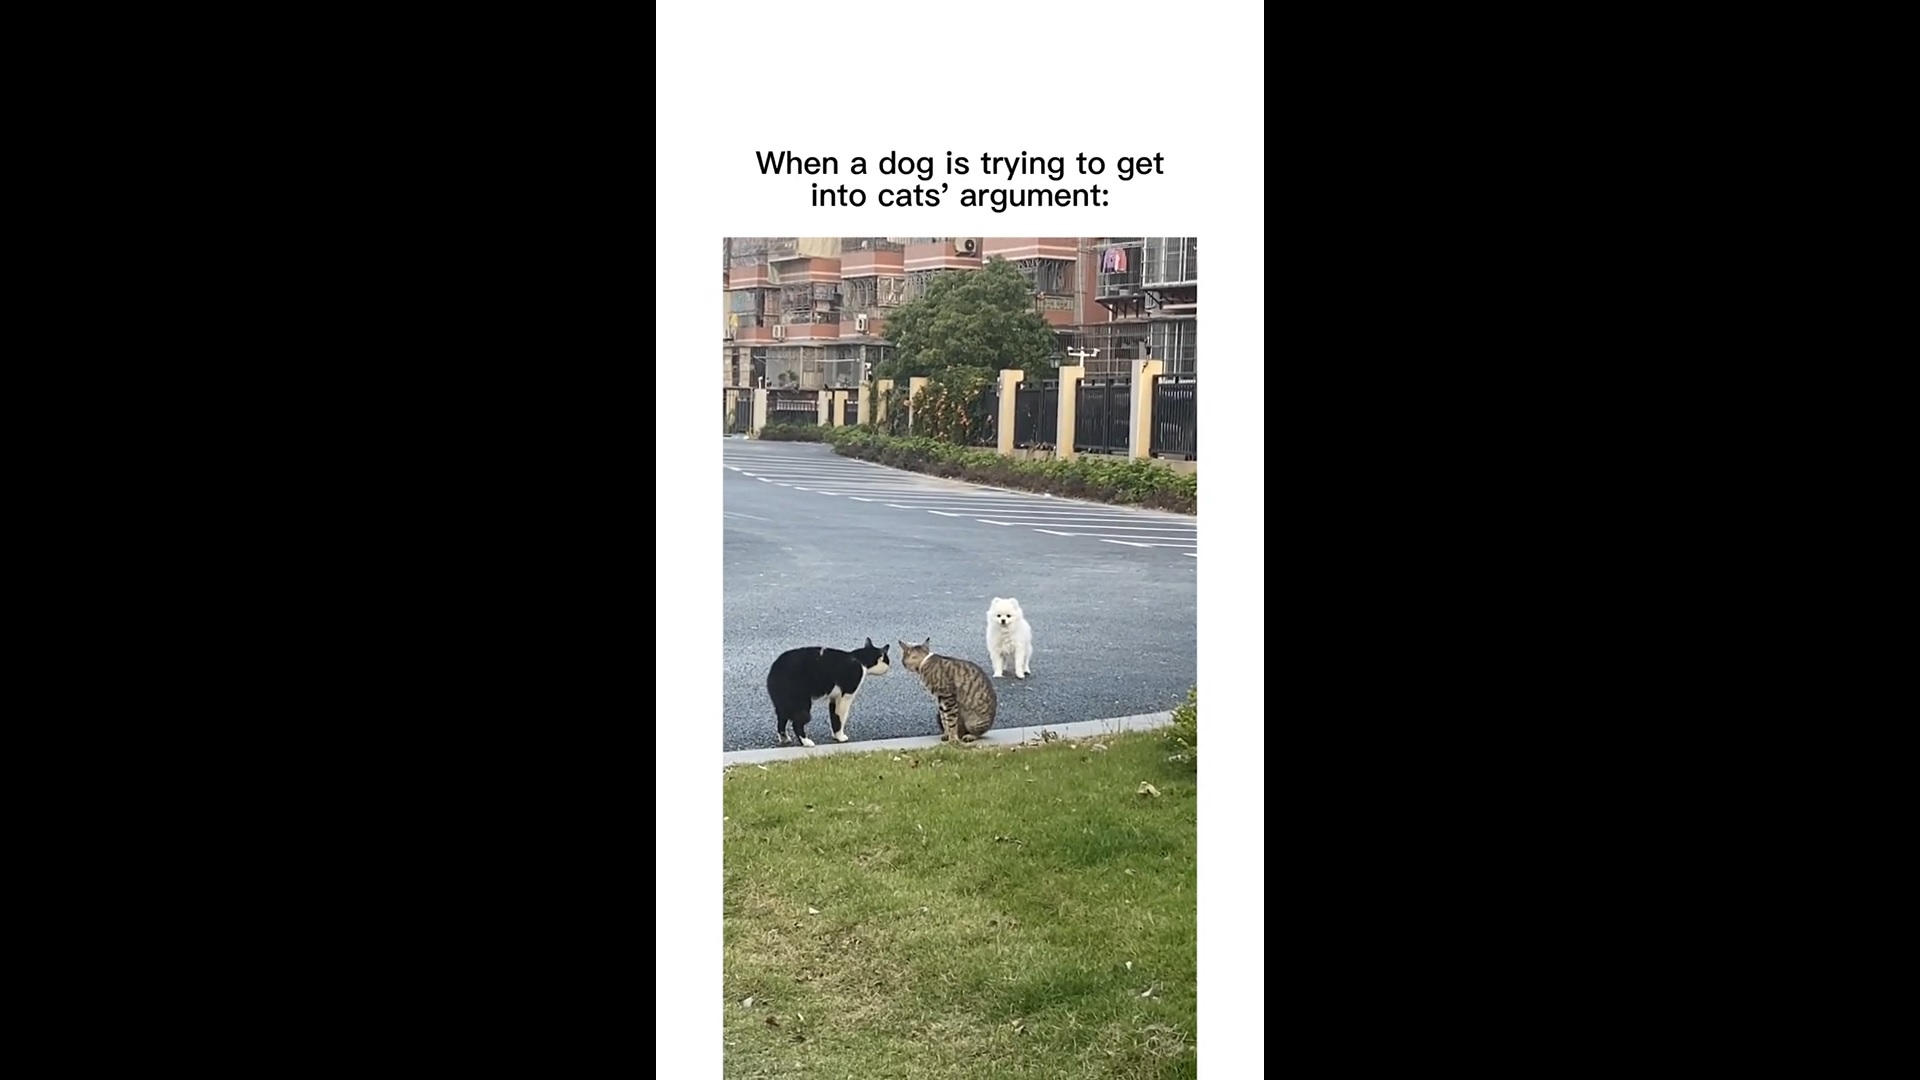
[1031,527,1195,538]
[728,451,1198,557]
[973,519,1195,530]
[850,500,1189,517]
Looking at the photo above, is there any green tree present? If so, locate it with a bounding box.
[878,257,1057,384]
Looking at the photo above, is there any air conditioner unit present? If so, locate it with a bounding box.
[772,324,786,341]
[954,238,979,256]
[855,314,870,332]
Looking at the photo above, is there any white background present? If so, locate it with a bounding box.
[657,5,1265,1072]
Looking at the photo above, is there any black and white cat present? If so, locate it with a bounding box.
[765,638,891,747]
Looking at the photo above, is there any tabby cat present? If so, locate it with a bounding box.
[898,637,997,743]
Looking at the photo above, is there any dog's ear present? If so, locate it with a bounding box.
[865,637,875,648]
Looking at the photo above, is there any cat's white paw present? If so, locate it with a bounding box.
[800,737,815,748]
[778,733,792,746]
[992,670,1004,678]
[1017,672,1027,679]
[833,731,848,743]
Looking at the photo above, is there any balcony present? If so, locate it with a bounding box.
[1093,239,1145,300]
[1037,294,1077,328]
[768,238,843,261]
[766,257,842,285]
[1140,237,1197,287]
[728,263,772,289]
[981,237,1079,261]
[839,248,906,279]
[778,318,841,342]
[904,240,983,273]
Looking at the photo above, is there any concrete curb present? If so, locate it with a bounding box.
[722,711,1175,767]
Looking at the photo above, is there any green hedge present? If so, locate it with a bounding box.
[1165,687,1196,765]
[823,428,1196,514]
[754,423,830,442]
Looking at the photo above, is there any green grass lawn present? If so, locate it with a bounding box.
[723,731,1198,1079]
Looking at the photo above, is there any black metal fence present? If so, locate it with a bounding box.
[968,385,998,447]
[1012,380,1059,447]
[843,394,859,426]
[1074,378,1132,456]
[1149,375,1196,459]
[767,389,820,426]
[883,387,911,436]
[724,388,752,434]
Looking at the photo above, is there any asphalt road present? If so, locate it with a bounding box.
[722,438,1197,752]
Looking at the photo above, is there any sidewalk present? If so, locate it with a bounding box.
[721,711,1174,767]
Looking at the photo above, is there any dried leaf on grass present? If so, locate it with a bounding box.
[1138,782,1162,798]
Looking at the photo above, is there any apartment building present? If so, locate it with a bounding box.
[1078,237,1198,377]
[722,237,1196,387]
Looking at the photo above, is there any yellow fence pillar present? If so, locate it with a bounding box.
[855,383,869,426]
[875,379,894,425]
[908,376,929,433]
[1130,358,1164,460]
[817,391,830,426]
[751,388,769,435]
[1056,365,1084,460]
[997,369,1024,456]
[831,389,848,427]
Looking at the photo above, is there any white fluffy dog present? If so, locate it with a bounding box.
[986,597,1034,679]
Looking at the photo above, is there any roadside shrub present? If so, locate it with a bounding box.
[910,371,996,446]
[822,429,1196,514]
[1165,687,1197,765]
[755,423,828,442]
